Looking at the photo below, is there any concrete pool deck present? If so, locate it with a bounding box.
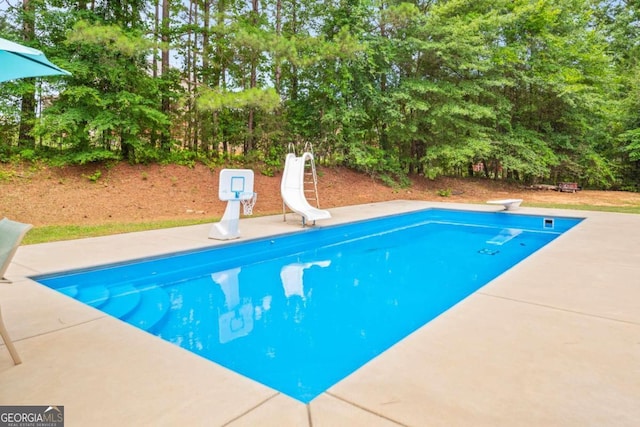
[1,200,639,426]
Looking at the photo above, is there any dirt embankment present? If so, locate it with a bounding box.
[1,162,638,227]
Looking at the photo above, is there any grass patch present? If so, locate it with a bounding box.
[22,218,217,245]
[523,203,640,215]
[20,202,640,245]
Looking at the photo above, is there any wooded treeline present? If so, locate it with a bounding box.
[1,0,639,188]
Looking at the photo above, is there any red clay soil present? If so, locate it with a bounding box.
[1,162,639,227]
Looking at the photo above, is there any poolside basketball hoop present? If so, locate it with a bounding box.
[209,169,256,240]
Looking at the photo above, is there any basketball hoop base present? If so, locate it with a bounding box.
[209,200,242,240]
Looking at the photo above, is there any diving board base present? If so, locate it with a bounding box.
[486,199,523,211]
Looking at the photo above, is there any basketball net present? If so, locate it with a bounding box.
[241,192,257,215]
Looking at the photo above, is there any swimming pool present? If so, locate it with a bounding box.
[33,208,582,403]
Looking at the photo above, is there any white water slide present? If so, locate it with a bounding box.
[281,152,331,226]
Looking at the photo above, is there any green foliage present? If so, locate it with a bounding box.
[67,21,155,57]
[0,0,637,189]
[197,88,281,112]
[18,149,39,162]
[63,150,121,166]
[242,145,284,177]
[163,150,201,168]
[578,151,617,188]
[339,141,408,185]
[83,170,102,183]
[620,129,640,162]
[489,127,560,181]
[124,140,162,165]
[0,169,15,181]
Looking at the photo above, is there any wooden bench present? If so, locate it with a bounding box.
[558,182,578,193]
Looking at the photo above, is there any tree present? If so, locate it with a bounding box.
[0,0,635,190]
[493,0,615,185]
[597,0,640,187]
[34,13,172,163]
[17,0,36,148]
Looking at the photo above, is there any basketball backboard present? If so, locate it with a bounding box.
[218,169,254,201]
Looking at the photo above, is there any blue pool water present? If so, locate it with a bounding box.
[34,208,581,402]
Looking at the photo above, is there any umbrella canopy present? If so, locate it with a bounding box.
[0,37,71,82]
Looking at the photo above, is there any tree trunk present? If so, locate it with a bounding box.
[191,0,200,152]
[274,0,282,95]
[378,1,389,151]
[160,0,171,150]
[246,0,259,154]
[212,0,226,156]
[153,0,159,78]
[290,1,298,101]
[184,0,193,149]
[18,0,36,149]
[149,0,160,148]
[201,0,211,154]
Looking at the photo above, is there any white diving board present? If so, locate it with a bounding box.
[486,199,523,211]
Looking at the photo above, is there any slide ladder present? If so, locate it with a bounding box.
[303,143,321,208]
[281,143,331,226]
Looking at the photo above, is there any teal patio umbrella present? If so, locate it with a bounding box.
[0,37,71,82]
